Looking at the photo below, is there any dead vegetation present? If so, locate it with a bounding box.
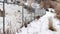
[35,16,40,20]
[48,18,57,31]
[55,10,60,20]
[40,0,60,20]
[55,0,60,3]
[55,7,60,20]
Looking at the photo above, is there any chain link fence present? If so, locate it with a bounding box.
[0,0,46,34]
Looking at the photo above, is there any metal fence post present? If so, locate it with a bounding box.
[3,0,5,34]
[22,5,24,27]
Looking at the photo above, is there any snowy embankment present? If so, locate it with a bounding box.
[0,2,60,34]
[16,9,60,34]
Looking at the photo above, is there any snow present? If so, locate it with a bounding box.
[16,9,60,34]
[0,1,60,34]
[0,17,3,28]
[0,0,3,1]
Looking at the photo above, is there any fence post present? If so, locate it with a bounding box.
[22,5,24,27]
[3,0,5,34]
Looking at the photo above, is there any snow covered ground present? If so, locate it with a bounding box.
[16,9,60,34]
[0,1,60,34]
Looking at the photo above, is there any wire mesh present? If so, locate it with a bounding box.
[0,0,46,34]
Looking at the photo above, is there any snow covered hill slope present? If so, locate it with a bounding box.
[0,1,60,34]
[16,9,60,34]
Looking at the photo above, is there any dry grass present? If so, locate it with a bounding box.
[40,0,60,20]
[54,3,60,20]
[55,11,60,20]
[55,0,60,2]
[5,25,17,34]
[40,0,52,9]
[34,16,40,20]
